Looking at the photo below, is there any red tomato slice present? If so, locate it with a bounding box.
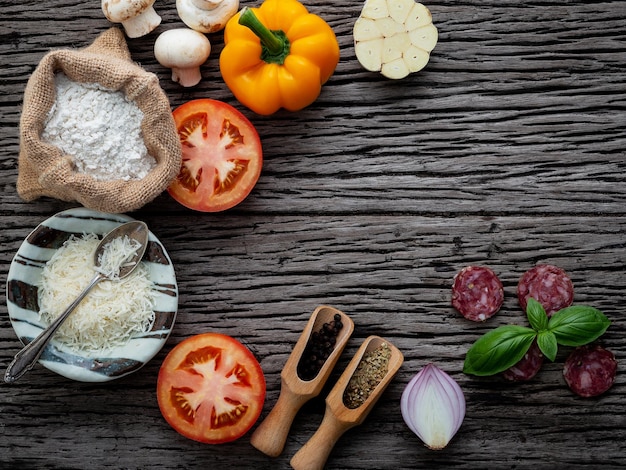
[157,333,266,444]
[167,99,263,212]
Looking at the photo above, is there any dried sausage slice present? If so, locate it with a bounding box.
[502,340,544,382]
[517,264,574,316]
[452,266,504,322]
[563,344,617,398]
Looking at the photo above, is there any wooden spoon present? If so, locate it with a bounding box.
[290,336,404,470]
[250,305,354,457]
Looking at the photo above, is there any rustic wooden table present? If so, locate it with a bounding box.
[1,0,625,468]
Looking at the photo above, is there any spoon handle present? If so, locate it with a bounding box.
[4,273,104,383]
[250,382,310,457]
[290,405,353,470]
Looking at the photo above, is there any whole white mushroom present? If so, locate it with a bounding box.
[101,0,162,38]
[154,29,212,87]
[176,0,239,34]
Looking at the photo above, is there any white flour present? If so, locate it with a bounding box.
[42,73,157,181]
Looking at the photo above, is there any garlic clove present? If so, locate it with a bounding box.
[404,45,430,73]
[362,0,389,20]
[400,363,466,450]
[354,38,383,72]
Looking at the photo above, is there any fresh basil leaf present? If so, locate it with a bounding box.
[537,330,558,361]
[548,305,611,346]
[464,325,537,376]
[526,298,548,332]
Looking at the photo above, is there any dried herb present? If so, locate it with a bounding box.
[343,342,391,409]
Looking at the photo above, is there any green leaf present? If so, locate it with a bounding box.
[464,325,537,376]
[536,330,558,361]
[526,298,548,332]
[548,305,611,346]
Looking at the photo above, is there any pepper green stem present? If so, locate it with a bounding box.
[238,7,290,64]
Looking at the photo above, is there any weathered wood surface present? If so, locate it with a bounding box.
[1,0,625,469]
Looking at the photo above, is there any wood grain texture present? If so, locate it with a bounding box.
[1,0,625,468]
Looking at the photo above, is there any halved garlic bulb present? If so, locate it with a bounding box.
[353,0,438,79]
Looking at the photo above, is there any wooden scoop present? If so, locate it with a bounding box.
[250,305,354,457]
[290,336,404,470]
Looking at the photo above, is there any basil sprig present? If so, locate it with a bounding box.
[463,298,611,376]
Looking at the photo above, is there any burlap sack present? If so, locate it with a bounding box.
[17,28,182,213]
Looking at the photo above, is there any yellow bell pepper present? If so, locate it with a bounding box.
[219,0,340,115]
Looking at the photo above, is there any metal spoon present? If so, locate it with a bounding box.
[3,221,150,384]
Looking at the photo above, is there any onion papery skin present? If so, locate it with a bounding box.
[401,363,466,450]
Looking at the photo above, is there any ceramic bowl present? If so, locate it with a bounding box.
[6,207,178,382]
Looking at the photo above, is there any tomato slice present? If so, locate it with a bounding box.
[167,99,263,212]
[157,333,266,444]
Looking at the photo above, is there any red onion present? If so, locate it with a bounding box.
[401,363,466,450]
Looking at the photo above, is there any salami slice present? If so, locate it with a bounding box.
[452,266,504,322]
[563,344,617,398]
[502,340,544,382]
[517,264,574,316]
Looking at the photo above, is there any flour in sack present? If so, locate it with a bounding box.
[42,73,157,181]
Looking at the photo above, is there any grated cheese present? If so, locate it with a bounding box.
[95,235,142,279]
[38,233,155,355]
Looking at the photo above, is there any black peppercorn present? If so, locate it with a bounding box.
[297,316,344,381]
